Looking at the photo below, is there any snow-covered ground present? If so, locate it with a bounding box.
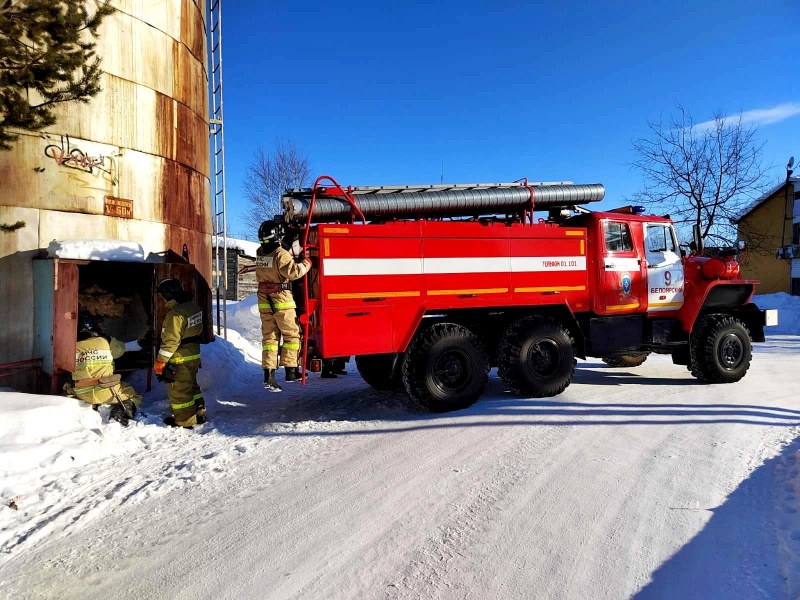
[1,294,799,599]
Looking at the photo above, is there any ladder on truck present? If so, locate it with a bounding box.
[208,0,228,337]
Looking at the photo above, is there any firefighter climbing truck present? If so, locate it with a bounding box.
[278,176,778,412]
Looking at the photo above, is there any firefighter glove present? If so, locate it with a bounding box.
[156,363,176,384]
[154,359,166,375]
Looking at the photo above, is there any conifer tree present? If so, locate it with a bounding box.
[0,0,114,150]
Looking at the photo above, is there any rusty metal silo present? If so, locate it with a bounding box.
[0,1,212,389]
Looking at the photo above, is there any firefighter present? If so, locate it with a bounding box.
[256,220,311,392]
[154,278,206,428]
[68,315,142,426]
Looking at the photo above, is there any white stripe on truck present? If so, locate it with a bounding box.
[323,256,586,276]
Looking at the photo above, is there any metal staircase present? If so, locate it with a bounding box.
[208,0,228,337]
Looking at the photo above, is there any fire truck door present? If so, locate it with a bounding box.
[643,223,684,312]
[599,220,645,314]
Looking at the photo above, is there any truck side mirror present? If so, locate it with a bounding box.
[692,224,704,254]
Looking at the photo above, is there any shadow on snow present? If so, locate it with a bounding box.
[134,335,800,438]
[185,365,800,441]
[633,433,800,599]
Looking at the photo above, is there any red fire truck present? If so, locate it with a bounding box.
[279,176,777,412]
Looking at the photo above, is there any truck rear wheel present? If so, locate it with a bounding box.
[402,323,488,412]
[498,317,575,397]
[690,314,752,383]
[355,353,402,390]
[602,354,649,368]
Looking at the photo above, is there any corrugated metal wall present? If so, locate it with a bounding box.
[0,0,211,369]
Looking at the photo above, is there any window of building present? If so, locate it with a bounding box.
[604,221,633,252]
[793,223,800,245]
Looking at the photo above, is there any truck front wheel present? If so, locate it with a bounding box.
[402,323,488,412]
[498,317,575,397]
[690,314,752,383]
[355,353,402,390]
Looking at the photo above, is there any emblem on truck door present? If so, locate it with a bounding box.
[621,274,632,295]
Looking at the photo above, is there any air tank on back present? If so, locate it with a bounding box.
[0,1,211,378]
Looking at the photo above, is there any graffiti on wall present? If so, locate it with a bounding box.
[44,135,118,185]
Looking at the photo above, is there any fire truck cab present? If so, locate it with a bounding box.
[281,177,777,412]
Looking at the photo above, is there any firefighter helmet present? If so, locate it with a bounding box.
[156,277,184,302]
[78,314,101,337]
[258,220,279,244]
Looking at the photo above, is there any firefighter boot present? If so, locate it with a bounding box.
[264,369,282,393]
[109,400,137,427]
[163,416,193,429]
[284,366,300,383]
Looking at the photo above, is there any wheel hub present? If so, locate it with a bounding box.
[718,333,744,370]
[432,349,472,393]
[527,339,560,377]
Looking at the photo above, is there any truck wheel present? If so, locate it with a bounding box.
[498,317,575,397]
[602,354,649,368]
[402,323,488,412]
[690,314,752,383]
[355,353,402,390]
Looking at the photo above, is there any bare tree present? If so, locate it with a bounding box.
[631,105,769,248]
[242,139,312,237]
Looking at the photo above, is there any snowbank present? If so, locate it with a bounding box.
[46,239,145,262]
[0,395,105,502]
[754,292,800,335]
[0,332,261,561]
[0,393,142,552]
[223,294,263,348]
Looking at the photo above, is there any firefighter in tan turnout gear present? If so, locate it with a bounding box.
[154,278,206,428]
[68,315,142,426]
[256,220,311,392]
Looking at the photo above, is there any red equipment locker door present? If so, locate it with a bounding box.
[53,260,79,374]
[597,219,646,314]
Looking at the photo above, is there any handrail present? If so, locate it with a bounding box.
[300,175,366,384]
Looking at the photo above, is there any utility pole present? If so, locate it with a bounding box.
[781,156,795,250]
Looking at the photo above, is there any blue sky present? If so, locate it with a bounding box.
[220,0,799,238]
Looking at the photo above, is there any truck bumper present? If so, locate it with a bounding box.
[764,309,779,327]
[725,303,775,343]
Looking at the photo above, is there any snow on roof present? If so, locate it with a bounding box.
[734,177,799,224]
[46,240,145,262]
[215,237,259,257]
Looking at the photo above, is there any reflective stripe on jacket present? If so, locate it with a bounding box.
[255,245,310,311]
[74,337,125,385]
[73,337,128,401]
[158,300,204,363]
